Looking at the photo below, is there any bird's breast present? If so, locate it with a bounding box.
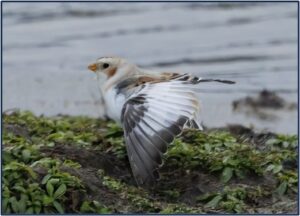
[103,87,126,124]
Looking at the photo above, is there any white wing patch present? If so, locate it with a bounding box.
[121,80,202,186]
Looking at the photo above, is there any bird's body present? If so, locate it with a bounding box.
[88,56,234,186]
[103,87,125,124]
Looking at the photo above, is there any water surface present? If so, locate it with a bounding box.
[3,2,298,133]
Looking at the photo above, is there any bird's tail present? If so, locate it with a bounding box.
[173,74,236,85]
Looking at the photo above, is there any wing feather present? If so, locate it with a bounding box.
[126,133,155,183]
[121,80,203,186]
[130,107,172,152]
[118,74,234,186]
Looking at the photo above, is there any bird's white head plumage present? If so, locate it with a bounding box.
[88,56,235,187]
[88,57,139,91]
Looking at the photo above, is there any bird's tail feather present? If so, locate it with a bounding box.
[174,74,235,85]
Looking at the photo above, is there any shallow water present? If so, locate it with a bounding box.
[2,2,298,134]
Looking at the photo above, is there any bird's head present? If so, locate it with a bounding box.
[88,56,141,91]
[88,57,126,79]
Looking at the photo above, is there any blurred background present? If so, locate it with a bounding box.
[3,2,298,134]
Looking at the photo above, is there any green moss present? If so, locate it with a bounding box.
[2,152,87,214]
[275,170,298,195]
[160,204,200,214]
[80,200,111,213]
[2,111,298,214]
[97,169,160,212]
[166,130,296,183]
[197,185,273,213]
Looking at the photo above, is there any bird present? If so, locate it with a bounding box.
[88,56,235,187]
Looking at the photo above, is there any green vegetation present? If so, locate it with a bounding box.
[2,111,298,213]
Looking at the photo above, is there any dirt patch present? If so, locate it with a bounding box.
[41,145,131,181]
[40,142,279,211]
[4,123,32,141]
[233,89,295,110]
[222,124,276,148]
[232,89,297,120]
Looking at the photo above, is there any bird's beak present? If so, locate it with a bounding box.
[88,63,97,72]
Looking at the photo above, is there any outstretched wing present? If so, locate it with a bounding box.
[120,77,201,186]
[121,74,235,186]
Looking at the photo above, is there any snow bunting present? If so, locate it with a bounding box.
[88,56,235,186]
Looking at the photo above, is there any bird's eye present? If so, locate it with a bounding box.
[103,63,109,69]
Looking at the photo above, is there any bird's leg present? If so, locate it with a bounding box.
[99,94,111,121]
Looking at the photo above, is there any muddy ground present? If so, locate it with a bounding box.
[232,89,297,121]
[2,111,298,214]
